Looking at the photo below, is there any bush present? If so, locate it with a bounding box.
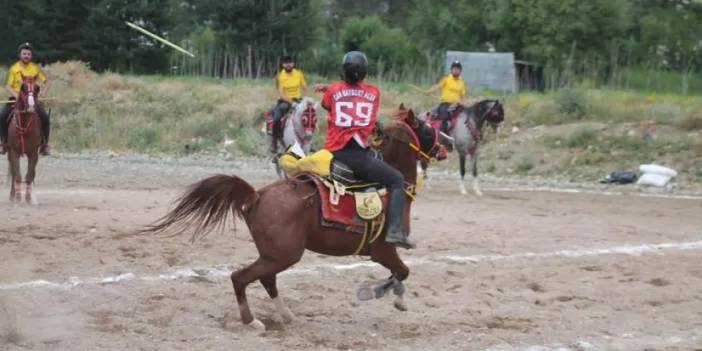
[555,88,588,119]
[565,125,597,148]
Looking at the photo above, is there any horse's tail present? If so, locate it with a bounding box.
[141,175,258,241]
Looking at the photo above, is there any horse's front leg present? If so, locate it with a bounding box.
[470,152,483,197]
[419,160,431,190]
[366,243,410,311]
[25,151,39,204]
[458,151,468,195]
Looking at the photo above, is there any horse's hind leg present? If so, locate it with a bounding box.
[260,274,296,323]
[8,152,21,202]
[231,251,303,329]
[370,245,410,311]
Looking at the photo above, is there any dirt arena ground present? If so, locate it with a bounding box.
[1,154,701,350]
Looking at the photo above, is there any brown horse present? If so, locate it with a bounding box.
[144,106,445,329]
[7,75,42,204]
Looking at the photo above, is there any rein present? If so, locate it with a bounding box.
[12,109,36,155]
[394,120,441,162]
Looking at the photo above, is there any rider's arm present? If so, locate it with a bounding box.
[37,68,49,96]
[275,72,290,102]
[4,85,16,99]
[4,71,17,98]
[426,79,443,95]
[301,72,308,95]
[321,87,332,111]
[40,79,50,97]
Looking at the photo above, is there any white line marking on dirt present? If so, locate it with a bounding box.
[1,240,701,292]
[29,186,702,200]
[483,186,702,200]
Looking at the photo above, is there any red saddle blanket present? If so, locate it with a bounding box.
[307,177,388,233]
[264,111,288,135]
[424,109,461,133]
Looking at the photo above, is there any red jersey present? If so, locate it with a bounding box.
[322,81,380,152]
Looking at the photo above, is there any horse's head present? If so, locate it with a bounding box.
[376,104,448,163]
[297,97,318,141]
[475,99,505,131]
[18,74,40,112]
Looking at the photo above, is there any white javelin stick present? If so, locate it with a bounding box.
[125,21,195,58]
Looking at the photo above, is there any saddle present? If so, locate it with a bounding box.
[279,149,390,246]
[424,103,465,133]
[263,110,288,137]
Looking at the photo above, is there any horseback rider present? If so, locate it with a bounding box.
[425,60,469,135]
[316,51,415,250]
[270,55,307,152]
[0,42,52,156]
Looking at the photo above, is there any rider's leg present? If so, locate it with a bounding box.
[438,102,451,134]
[0,102,12,154]
[272,101,291,135]
[36,103,51,155]
[270,100,291,152]
[333,142,414,249]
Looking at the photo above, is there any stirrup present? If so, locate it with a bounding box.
[386,236,416,250]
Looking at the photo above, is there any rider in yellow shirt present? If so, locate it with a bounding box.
[426,61,469,134]
[271,55,307,152]
[1,43,52,155]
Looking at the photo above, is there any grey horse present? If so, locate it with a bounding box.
[420,99,504,196]
[266,97,318,178]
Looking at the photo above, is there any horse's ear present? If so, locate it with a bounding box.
[406,108,416,124]
[398,103,406,111]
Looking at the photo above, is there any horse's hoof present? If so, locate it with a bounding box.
[281,312,296,324]
[356,285,375,301]
[394,298,408,312]
[246,319,266,331]
[273,297,296,323]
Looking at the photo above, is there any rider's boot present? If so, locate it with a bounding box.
[39,113,51,156]
[385,188,416,250]
[440,119,450,136]
[269,120,280,153]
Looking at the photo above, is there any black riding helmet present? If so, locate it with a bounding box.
[342,51,368,84]
[18,42,34,54]
[450,60,462,70]
[282,55,294,64]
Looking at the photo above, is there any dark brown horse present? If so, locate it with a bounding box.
[7,75,42,203]
[144,106,444,329]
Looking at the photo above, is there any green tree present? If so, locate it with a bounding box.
[341,16,417,69]
[635,0,702,71]
[408,0,488,52]
[484,0,631,65]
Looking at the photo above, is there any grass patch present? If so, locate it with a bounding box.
[516,156,535,174]
[676,112,702,131]
[564,126,598,148]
